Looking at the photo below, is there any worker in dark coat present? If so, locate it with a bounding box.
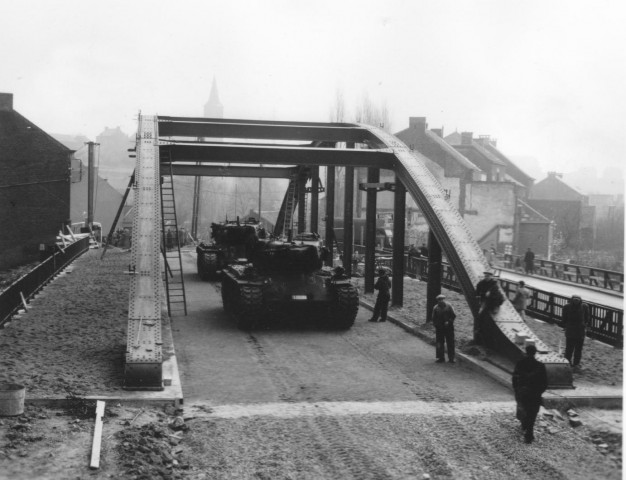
[475,271,504,313]
[369,268,391,322]
[524,247,535,275]
[432,294,456,363]
[474,271,505,344]
[512,344,548,443]
[562,294,591,368]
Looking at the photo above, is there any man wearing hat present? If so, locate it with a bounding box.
[474,271,504,344]
[562,294,591,368]
[512,344,547,444]
[475,271,504,312]
[431,294,457,363]
[369,268,391,322]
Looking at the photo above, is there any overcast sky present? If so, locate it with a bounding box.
[2,0,625,184]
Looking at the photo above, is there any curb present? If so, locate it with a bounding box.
[359,299,623,410]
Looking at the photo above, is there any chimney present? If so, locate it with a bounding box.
[461,131,473,145]
[0,93,13,111]
[431,127,444,138]
[409,117,427,132]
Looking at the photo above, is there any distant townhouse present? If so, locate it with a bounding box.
[528,172,595,249]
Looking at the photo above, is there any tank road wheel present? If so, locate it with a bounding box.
[237,285,264,330]
[198,252,218,280]
[329,285,359,330]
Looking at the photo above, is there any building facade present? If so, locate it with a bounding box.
[0,93,73,268]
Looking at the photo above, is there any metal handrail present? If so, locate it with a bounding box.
[0,237,90,326]
[373,254,623,348]
[505,255,623,293]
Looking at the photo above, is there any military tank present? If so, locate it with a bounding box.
[196,217,266,280]
[221,235,359,330]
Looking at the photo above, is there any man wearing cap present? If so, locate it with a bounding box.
[512,280,531,322]
[474,271,504,344]
[369,268,391,322]
[475,271,504,312]
[562,294,591,368]
[512,344,548,444]
[432,294,457,363]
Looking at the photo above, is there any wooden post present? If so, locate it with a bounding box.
[101,171,135,260]
[90,400,105,469]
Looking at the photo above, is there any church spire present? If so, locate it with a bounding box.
[204,77,223,118]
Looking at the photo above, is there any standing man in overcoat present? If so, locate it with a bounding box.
[432,294,457,363]
[524,247,535,275]
[369,268,391,322]
[562,294,591,368]
[512,344,548,444]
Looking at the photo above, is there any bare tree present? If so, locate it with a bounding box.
[329,88,346,123]
[353,92,391,132]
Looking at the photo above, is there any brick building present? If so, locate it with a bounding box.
[0,93,73,268]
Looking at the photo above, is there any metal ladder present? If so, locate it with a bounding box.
[160,154,188,316]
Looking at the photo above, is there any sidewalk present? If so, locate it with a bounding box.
[357,276,623,410]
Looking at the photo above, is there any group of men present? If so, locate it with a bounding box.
[366,264,591,445]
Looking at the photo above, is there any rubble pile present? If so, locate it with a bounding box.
[116,407,191,479]
[539,407,622,468]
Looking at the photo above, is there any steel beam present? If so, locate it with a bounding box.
[364,168,379,294]
[157,116,382,145]
[325,166,335,267]
[166,163,299,178]
[426,230,443,322]
[162,143,395,169]
[125,115,163,390]
[392,178,406,306]
[343,165,355,276]
[310,166,319,234]
[297,175,306,233]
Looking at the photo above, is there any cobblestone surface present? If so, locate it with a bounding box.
[355,277,623,387]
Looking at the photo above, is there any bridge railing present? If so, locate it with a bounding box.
[359,251,623,348]
[0,237,90,326]
[504,255,623,293]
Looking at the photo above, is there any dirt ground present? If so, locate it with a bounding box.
[0,399,622,479]
[0,250,622,479]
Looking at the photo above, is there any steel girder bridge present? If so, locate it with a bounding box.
[125,114,572,390]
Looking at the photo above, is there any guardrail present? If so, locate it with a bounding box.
[372,253,623,348]
[0,237,90,326]
[505,255,623,293]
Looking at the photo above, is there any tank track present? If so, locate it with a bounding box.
[197,251,218,280]
[236,285,264,330]
[329,284,359,330]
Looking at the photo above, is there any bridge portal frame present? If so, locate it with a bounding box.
[126,114,572,390]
